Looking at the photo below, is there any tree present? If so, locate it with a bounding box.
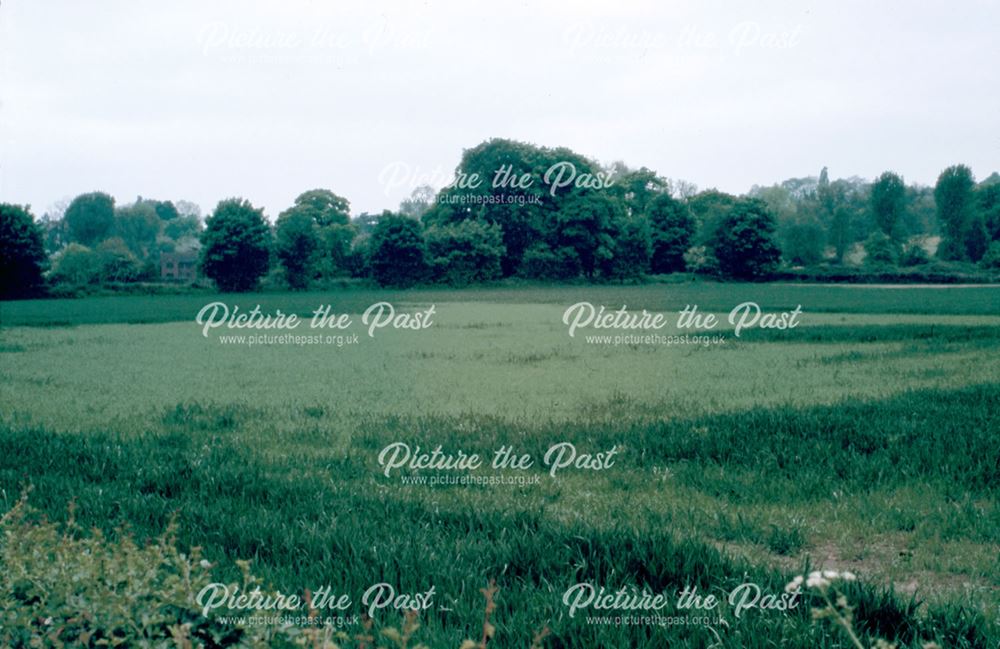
[200,198,271,292]
[96,237,142,283]
[114,201,161,258]
[711,199,781,280]
[399,185,435,219]
[900,243,930,267]
[426,220,505,285]
[782,220,825,266]
[963,214,989,262]
[646,193,694,273]
[864,231,899,267]
[600,216,651,280]
[520,243,581,280]
[368,213,427,287]
[978,180,1000,241]
[606,163,669,217]
[65,192,115,246]
[281,189,355,278]
[870,171,906,238]
[687,190,739,246]
[274,210,321,289]
[423,138,605,275]
[51,243,102,286]
[175,200,203,219]
[164,215,202,241]
[152,200,179,221]
[981,240,1000,270]
[0,203,47,298]
[935,165,976,261]
[323,224,356,278]
[289,189,351,226]
[549,192,619,279]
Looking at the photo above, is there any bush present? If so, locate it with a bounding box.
[899,243,930,267]
[97,237,143,283]
[51,243,102,287]
[864,231,900,267]
[0,496,506,648]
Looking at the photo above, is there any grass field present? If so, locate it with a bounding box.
[1,282,998,647]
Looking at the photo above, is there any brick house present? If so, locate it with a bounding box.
[160,252,199,282]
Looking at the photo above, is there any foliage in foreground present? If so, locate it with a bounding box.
[1,494,522,649]
[1,480,994,648]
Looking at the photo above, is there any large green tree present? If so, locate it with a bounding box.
[367,213,427,287]
[548,192,620,279]
[114,201,161,258]
[782,219,825,266]
[711,199,781,280]
[600,215,652,280]
[274,211,321,289]
[425,220,505,285]
[281,189,355,278]
[200,198,271,292]
[0,203,48,298]
[646,193,694,274]
[978,177,1000,242]
[870,171,906,238]
[935,165,977,261]
[424,138,606,276]
[65,192,115,246]
[606,163,669,217]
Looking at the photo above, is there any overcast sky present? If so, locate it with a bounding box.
[1,0,998,219]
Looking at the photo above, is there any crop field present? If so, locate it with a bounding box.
[1,282,999,648]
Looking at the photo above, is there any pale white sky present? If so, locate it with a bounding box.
[1,0,998,219]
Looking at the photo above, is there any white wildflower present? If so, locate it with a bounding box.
[785,575,804,593]
[806,571,830,589]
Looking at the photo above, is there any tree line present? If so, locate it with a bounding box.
[2,138,999,297]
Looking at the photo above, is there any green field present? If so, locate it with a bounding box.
[1,282,999,647]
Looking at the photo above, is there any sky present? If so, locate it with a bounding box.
[1,0,998,220]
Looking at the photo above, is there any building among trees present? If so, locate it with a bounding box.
[160,252,198,282]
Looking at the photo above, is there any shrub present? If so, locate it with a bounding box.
[899,243,930,267]
[51,243,102,287]
[0,496,520,648]
[864,231,900,267]
[97,237,143,283]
